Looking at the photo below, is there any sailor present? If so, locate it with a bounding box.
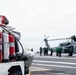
[10,24,34,74]
[9,24,34,74]
[68,45,73,56]
[43,47,48,56]
[56,46,62,57]
[39,47,42,56]
[50,48,53,56]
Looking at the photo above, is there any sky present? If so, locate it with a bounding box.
[0,0,76,52]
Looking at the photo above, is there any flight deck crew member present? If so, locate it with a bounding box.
[43,47,46,55]
[56,46,62,57]
[44,47,48,56]
[50,48,53,56]
[68,46,73,56]
[40,47,42,56]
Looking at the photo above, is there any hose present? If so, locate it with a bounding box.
[0,26,24,58]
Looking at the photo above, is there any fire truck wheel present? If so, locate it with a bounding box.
[8,73,18,75]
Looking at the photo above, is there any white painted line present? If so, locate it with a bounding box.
[33,60,76,65]
[55,73,70,75]
[31,67,50,71]
[35,56,76,59]
[32,63,76,69]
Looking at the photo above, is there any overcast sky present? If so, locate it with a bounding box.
[0,0,76,52]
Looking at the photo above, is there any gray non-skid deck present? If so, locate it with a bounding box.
[31,53,76,75]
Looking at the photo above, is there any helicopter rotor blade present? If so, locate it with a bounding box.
[48,38,69,41]
[46,36,49,39]
[41,35,49,43]
[41,40,44,43]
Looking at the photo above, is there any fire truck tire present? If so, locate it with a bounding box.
[8,73,18,75]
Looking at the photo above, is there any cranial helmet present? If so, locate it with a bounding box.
[0,15,9,25]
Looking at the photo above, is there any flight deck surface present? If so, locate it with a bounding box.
[31,53,76,75]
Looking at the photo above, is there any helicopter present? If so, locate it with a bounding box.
[41,35,76,56]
